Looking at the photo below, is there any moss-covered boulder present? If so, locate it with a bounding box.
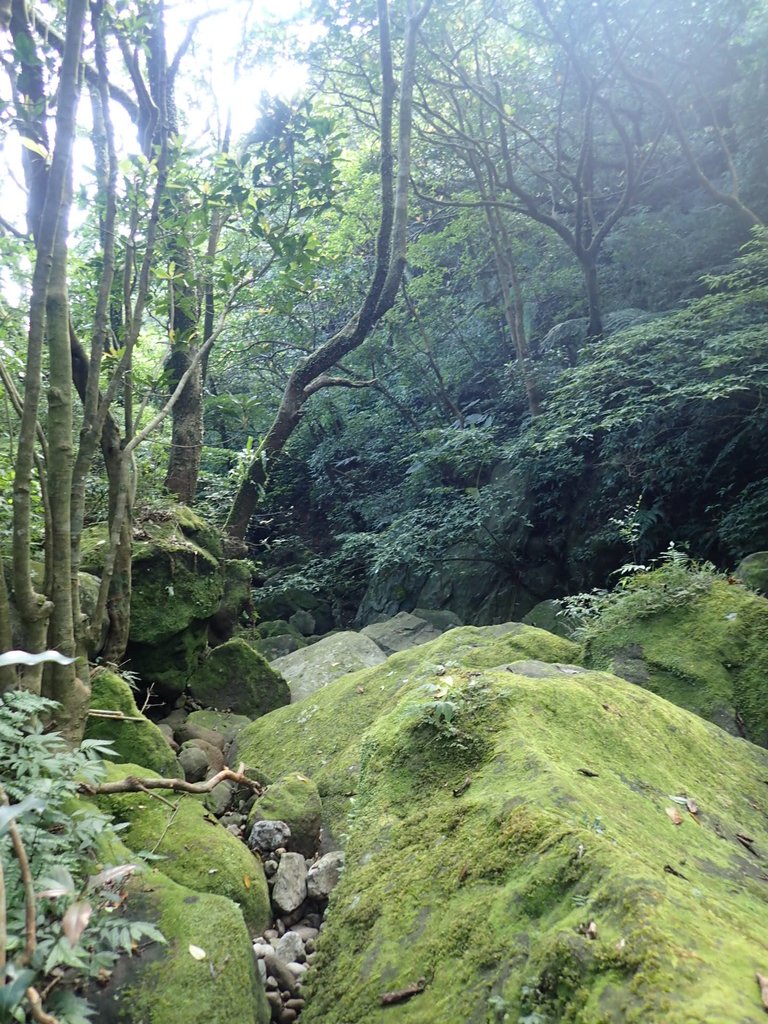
[209,558,256,645]
[188,637,290,717]
[735,551,768,594]
[126,620,209,698]
[186,708,252,745]
[81,505,223,648]
[87,826,269,1024]
[248,772,323,857]
[233,624,581,835]
[96,763,271,935]
[235,629,768,1022]
[583,574,768,745]
[85,670,182,777]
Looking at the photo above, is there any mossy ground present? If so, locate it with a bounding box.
[234,625,580,837]
[85,670,181,777]
[584,578,768,745]
[89,824,268,1024]
[302,667,768,1023]
[96,763,271,935]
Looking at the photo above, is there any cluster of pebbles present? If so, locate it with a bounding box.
[247,822,345,1023]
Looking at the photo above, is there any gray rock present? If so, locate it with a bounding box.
[252,941,274,958]
[178,744,209,782]
[271,632,387,702]
[361,612,442,655]
[735,551,768,594]
[248,819,292,854]
[273,852,308,914]
[181,738,225,775]
[289,609,316,637]
[306,850,345,899]
[274,931,305,964]
[204,779,235,817]
[522,599,576,639]
[412,607,464,630]
[175,721,227,750]
[264,954,300,996]
[503,660,585,679]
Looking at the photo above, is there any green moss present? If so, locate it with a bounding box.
[233,624,582,838]
[248,772,323,856]
[90,826,268,1024]
[82,506,224,648]
[96,763,271,935]
[85,670,182,777]
[297,667,768,1023]
[584,577,768,745]
[186,709,252,743]
[188,638,290,717]
[209,559,255,643]
[126,622,208,698]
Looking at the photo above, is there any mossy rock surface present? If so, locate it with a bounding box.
[291,660,768,1022]
[584,577,768,745]
[96,763,271,935]
[209,558,255,644]
[88,826,268,1024]
[735,551,768,594]
[82,505,224,648]
[187,708,253,743]
[188,637,290,717]
[85,670,181,777]
[233,624,581,836]
[248,772,323,857]
[126,620,208,698]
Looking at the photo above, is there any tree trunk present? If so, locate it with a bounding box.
[163,342,203,503]
[583,258,603,341]
[225,0,432,542]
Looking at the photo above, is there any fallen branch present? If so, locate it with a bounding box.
[77,763,263,799]
[86,709,145,722]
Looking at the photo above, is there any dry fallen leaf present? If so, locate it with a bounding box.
[356,685,365,694]
[63,900,92,947]
[189,944,207,960]
[243,874,251,889]
[666,806,683,825]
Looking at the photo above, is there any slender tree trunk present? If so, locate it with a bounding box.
[225,0,433,542]
[583,257,603,341]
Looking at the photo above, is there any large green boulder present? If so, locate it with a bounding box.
[583,573,768,745]
[81,505,224,648]
[188,637,290,717]
[234,627,768,1022]
[125,620,209,698]
[85,670,182,777]
[87,826,269,1024]
[234,624,581,835]
[96,763,271,935]
[209,558,256,644]
[735,551,768,594]
[248,771,323,856]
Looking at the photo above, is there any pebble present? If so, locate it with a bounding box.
[252,942,274,958]
[264,859,278,877]
[292,925,318,943]
[256,960,267,982]
[265,977,279,991]
[280,1011,297,1023]
[286,962,308,976]
[274,931,305,964]
[285,999,305,1011]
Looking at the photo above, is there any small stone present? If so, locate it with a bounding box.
[256,960,267,982]
[279,1010,297,1023]
[305,939,315,954]
[178,745,209,783]
[286,962,308,976]
[274,931,305,964]
[292,925,318,943]
[275,846,287,857]
[252,942,273,958]
[285,998,305,1011]
[264,859,278,877]
[273,853,308,914]
[248,820,292,854]
[266,976,279,991]
[306,850,345,899]
[264,954,299,996]
[302,913,322,928]
[306,951,317,964]
[225,824,241,837]
[264,929,279,941]
[276,918,286,936]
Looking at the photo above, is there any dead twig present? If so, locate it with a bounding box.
[77,763,263,799]
[26,986,61,1024]
[86,709,145,722]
